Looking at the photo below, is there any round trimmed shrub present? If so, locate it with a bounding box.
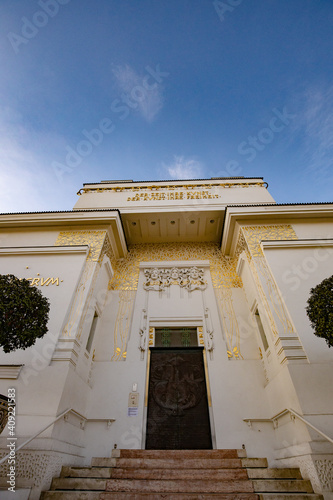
[0,274,50,353]
[306,275,333,348]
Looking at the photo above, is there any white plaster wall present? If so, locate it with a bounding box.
[74,185,275,211]
[0,248,91,466]
[84,263,278,463]
[292,220,333,240]
[0,229,61,248]
[0,250,87,367]
[264,245,333,362]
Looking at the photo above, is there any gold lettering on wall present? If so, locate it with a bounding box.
[127,190,220,202]
[27,276,62,286]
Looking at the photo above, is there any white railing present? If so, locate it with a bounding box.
[0,409,115,466]
[244,408,333,445]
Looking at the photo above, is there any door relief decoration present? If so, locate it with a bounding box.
[146,349,212,449]
[143,266,206,292]
[150,353,204,416]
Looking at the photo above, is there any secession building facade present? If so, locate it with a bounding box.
[0,177,332,498]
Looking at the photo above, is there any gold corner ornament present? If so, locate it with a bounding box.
[54,230,115,340]
[241,225,298,337]
[55,230,116,266]
[215,287,244,361]
[227,346,242,359]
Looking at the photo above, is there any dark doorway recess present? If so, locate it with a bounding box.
[146,347,212,450]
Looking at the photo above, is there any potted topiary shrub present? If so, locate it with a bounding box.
[0,274,50,353]
[306,275,333,348]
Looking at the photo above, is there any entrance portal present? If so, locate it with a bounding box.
[146,347,212,449]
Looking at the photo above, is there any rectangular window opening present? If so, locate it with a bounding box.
[154,328,198,348]
[254,309,269,352]
[86,312,98,353]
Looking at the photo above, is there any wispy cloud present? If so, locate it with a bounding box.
[300,84,333,181]
[0,106,75,213]
[163,155,204,180]
[112,64,164,122]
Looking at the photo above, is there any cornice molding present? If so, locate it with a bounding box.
[0,210,121,227]
[261,238,333,250]
[0,210,128,259]
[222,204,333,256]
[0,245,89,256]
[0,365,23,379]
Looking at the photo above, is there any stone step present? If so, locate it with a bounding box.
[101,494,260,499]
[41,493,324,500]
[43,493,260,500]
[247,468,302,479]
[253,479,313,493]
[105,478,255,494]
[60,466,113,478]
[110,467,249,480]
[41,450,323,500]
[91,457,244,469]
[60,465,248,480]
[41,493,100,500]
[241,458,268,468]
[112,448,246,459]
[259,495,323,500]
[51,478,107,491]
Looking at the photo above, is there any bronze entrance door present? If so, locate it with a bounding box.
[146,347,212,449]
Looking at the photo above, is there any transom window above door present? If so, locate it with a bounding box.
[154,328,198,348]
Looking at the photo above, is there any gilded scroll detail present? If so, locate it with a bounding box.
[215,288,243,360]
[55,230,108,261]
[242,225,297,257]
[241,225,298,336]
[55,231,115,339]
[111,290,135,361]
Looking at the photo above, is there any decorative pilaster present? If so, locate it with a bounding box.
[52,230,114,365]
[241,225,308,364]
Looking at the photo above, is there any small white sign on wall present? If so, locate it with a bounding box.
[128,392,139,416]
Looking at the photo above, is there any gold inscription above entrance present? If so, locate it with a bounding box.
[127,190,219,202]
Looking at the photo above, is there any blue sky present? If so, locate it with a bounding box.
[0,0,332,212]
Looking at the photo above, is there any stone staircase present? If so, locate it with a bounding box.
[41,449,323,499]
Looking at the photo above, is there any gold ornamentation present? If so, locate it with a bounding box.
[127,190,219,202]
[27,277,62,286]
[62,261,96,338]
[99,234,116,266]
[149,327,154,346]
[108,243,242,291]
[78,181,267,196]
[242,225,297,257]
[241,225,298,337]
[54,231,115,339]
[215,288,244,360]
[55,230,107,261]
[111,290,135,361]
[198,326,204,346]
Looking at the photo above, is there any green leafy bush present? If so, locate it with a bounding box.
[306,275,333,348]
[0,274,50,353]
